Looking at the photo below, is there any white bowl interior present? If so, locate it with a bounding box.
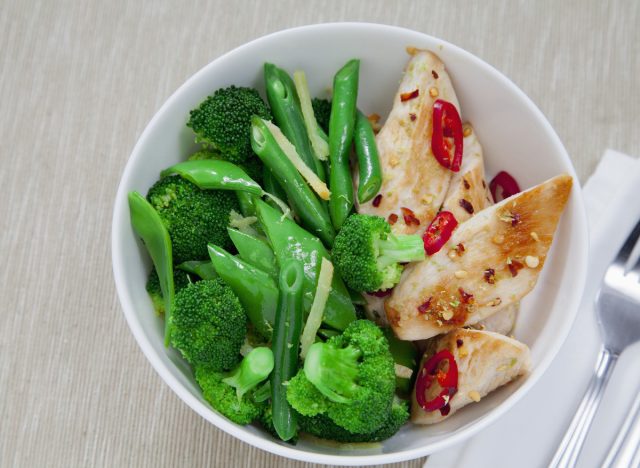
[112,23,588,465]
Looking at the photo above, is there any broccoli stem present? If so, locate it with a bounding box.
[222,347,274,401]
[376,233,425,269]
[304,342,362,404]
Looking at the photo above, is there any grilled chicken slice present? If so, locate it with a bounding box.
[411,328,530,424]
[386,174,572,340]
[357,49,460,235]
[441,125,493,223]
[474,302,519,335]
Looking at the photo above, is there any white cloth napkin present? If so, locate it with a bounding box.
[425,150,640,468]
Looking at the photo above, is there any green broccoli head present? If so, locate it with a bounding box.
[298,398,409,443]
[145,267,193,315]
[332,214,425,293]
[146,175,238,264]
[171,279,247,371]
[195,365,264,425]
[311,98,331,134]
[187,86,272,164]
[286,319,396,434]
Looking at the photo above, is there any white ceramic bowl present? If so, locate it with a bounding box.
[112,23,588,465]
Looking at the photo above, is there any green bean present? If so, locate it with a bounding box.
[128,192,174,346]
[236,191,256,217]
[354,110,382,203]
[264,63,326,181]
[328,59,360,230]
[262,165,289,212]
[270,258,304,441]
[227,227,277,278]
[176,260,217,280]
[207,244,277,338]
[161,160,262,196]
[251,116,335,246]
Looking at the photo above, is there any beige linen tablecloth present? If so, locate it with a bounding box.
[1,1,638,466]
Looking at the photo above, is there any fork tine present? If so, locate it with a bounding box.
[614,218,640,268]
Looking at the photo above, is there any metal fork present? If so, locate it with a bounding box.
[549,219,640,468]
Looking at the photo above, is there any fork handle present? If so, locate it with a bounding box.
[549,347,619,468]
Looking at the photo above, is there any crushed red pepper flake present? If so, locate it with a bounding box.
[388,213,399,225]
[511,213,521,226]
[372,194,382,207]
[508,260,524,277]
[456,339,464,348]
[401,207,420,226]
[484,268,496,284]
[455,243,465,255]
[482,180,487,188]
[432,70,439,79]
[418,297,433,314]
[463,178,470,190]
[409,113,417,121]
[400,89,420,102]
[458,288,474,304]
[459,199,474,214]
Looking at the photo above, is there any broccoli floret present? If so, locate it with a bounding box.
[146,175,238,264]
[196,368,261,425]
[187,86,272,164]
[332,214,425,293]
[299,398,409,443]
[171,279,247,371]
[287,320,396,434]
[222,347,274,400]
[145,267,192,315]
[312,98,331,134]
[187,148,220,161]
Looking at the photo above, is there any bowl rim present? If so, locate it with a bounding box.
[112,22,589,465]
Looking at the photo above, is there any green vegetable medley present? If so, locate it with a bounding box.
[128,59,422,444]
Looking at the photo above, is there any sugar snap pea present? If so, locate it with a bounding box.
[251,116,335,246]
[207,244,276,338]
[270,258,304,441]
[176,260,217,280]
[328,59,360,229]
[354,110,382,203]
[227,227,277,278]
[161,159,262,196]
[128,191,174,346]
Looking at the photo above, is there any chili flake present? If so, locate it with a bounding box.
[432,70,439,79]
[401,207,420,226]
[388,213,398,225]
[459,288,474,304]
[463,178,470,190]
[459,199,474,214]
[409,113,417,121]
[508,259,524,277]
[372,194,382,207]
[400,89,420,102]
[418,297,433,314]
[484,268,496,284]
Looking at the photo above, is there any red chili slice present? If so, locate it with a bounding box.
[422,211,458,256]
[489,171,521,202]
[431,99,463,172]
[367,289,393,298]
[415,349,459,413]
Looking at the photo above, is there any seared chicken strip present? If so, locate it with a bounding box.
[474,302,519,335]
[441,125,492,223]
[411,329,530,424]
[386,174,572,340]
[358,49,460,235]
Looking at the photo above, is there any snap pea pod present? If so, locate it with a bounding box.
[354,110,382,204]
[207,244,276,339]
[251,117,335,246]
[264,63,326,181]
[255,199,356,331]
[227,227,277,278]
[176,260,217,280]
[328,59,360,230]
[128,192,174,346]
[270,258,304,441]
[161,160,262,196]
